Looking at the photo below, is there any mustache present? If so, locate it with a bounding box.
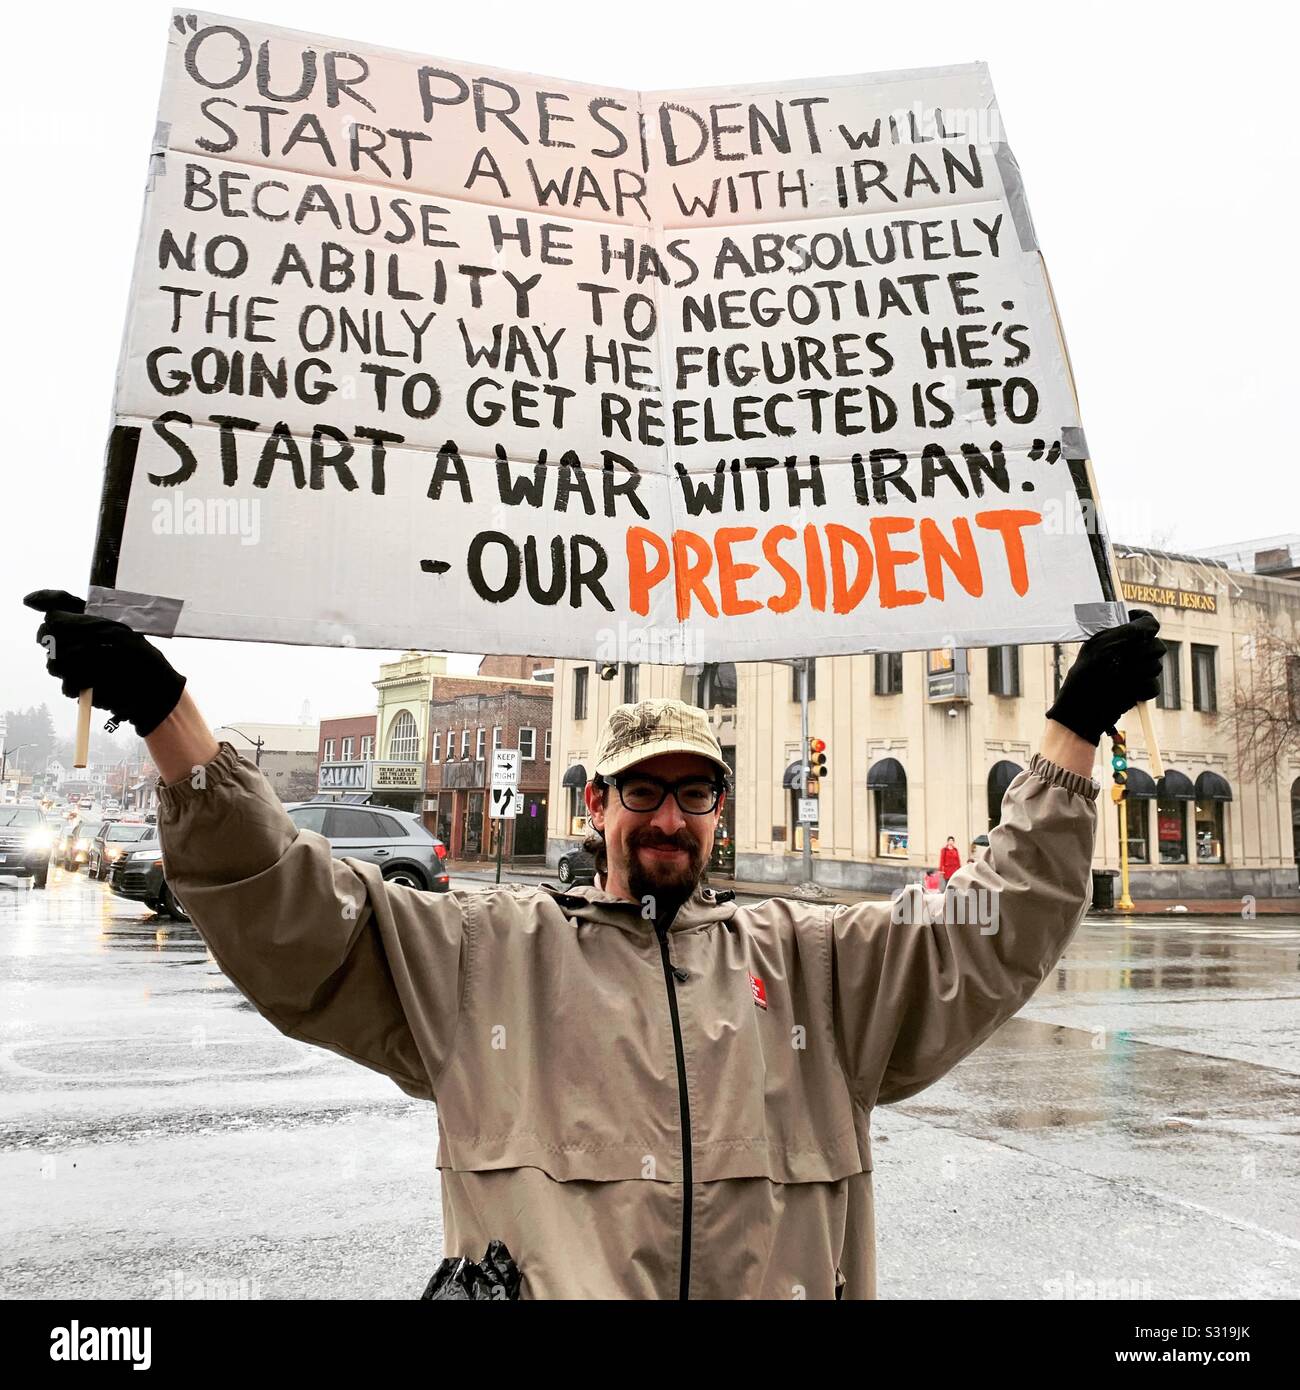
[629,829,696,853]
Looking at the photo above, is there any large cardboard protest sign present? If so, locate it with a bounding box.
[88,10,1123,662]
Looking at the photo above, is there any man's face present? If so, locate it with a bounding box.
[586,751,725,906]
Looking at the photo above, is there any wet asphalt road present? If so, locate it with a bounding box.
[2,868,1298,1300]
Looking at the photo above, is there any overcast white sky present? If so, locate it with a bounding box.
[1,0,1295,742]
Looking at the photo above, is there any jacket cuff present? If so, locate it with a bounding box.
[1027,751,1099,802]
[156,740,246,808]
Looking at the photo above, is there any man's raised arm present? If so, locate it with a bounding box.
[830,612,1166,1109]
[24,590,470,1102]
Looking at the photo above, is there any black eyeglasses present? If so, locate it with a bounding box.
[607,772,725,815]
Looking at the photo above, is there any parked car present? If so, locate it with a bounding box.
[88,821,154,879]
[0,805,54,888]
[106,838,187,920]
[555,844,597,886]
[285,803,449,891]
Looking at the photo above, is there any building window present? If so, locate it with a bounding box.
[622,663,639,704]
[460,728,470,758]
[574,666,589,720]
[868,759,908,858]
[874,786,908,858]
[323,739,335,761]
[544,729,552,761]
[492,726,503,753]
[361,735,374,761]
[519,727,537,760]
[1192,645,1217,713]
[987,761,1023,830]
[431,730,441,762]
[791,660,816,702]
[1195,800,1226,863]
[342,737,354,761]
[445,729,455,761]
[387,711,418,761]
[988,646,1021,697]
[568,782,585,832]
[1126,800,1150,864]
[1157,641,1182,709]
[1054,643,1080,700]
[476,728,486,760]
[874,652,903,695]
[697,662,737,709]
[1156,798,1187,863]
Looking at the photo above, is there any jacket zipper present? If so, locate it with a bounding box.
[655,922,692,1301]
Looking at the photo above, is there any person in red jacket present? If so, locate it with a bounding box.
[939,836,962,884]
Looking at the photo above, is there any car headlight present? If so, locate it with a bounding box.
[27,830,53,849]
[129,849,163,862]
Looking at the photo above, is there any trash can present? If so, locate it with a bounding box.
[1090,869,1120,911]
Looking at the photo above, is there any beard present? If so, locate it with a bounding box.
[624,825,707,921]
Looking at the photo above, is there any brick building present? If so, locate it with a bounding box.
[316,714,378,798]
[427,685,554,861]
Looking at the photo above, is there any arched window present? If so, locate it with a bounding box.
[987,761,1023,830]
[868,758,908,859]
[695,661,737,709]
[1193,771,1232,864]
[386,710,419,761]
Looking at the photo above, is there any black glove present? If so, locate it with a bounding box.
[1046,608,1165,746]
[23,589,187,738]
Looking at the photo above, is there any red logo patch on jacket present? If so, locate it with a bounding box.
[748,972,768,1010]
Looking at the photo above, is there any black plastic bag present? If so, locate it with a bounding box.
[420,1239,521,1300]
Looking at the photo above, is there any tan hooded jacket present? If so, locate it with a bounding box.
[158,743,1098,1300]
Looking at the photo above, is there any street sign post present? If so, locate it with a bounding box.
[489,751,522,883]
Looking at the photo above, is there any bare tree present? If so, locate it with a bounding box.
[1222,625,1300,783]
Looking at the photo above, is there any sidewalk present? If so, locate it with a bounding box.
[446,860,1300,916]
[1092,897,1300,917]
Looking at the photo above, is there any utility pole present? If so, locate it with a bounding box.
[214,727,265,767]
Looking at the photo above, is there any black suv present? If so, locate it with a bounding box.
[0,805,53,888]
[107,837,187,919]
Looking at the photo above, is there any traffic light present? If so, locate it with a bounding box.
[809,737,828,782]
[1110,728,1128,800]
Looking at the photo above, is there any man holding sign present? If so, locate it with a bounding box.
[26,590,1161,1299]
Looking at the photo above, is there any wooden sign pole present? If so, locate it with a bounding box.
[74,690,93,769]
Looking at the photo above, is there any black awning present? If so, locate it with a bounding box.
[867,757,907,790]
[561,763,588,788]
[1124,768,1157,799]
[987,760,1023,800]
[1156,769,1195,800]
[1194,770,1234,802]
[782,759,804,788]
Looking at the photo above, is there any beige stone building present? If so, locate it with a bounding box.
[547,544,1300,900]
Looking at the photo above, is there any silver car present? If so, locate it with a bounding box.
[285,803,449,891]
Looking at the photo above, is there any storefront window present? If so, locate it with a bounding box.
[1125,800,1150,864]
[463,791,484,856]
[1195,800,1225,863]
[875,786,909,859]
[1157,798,1187,863]
[435,793,453,849]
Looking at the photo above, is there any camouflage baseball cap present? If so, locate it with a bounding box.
[593,699,729,780]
